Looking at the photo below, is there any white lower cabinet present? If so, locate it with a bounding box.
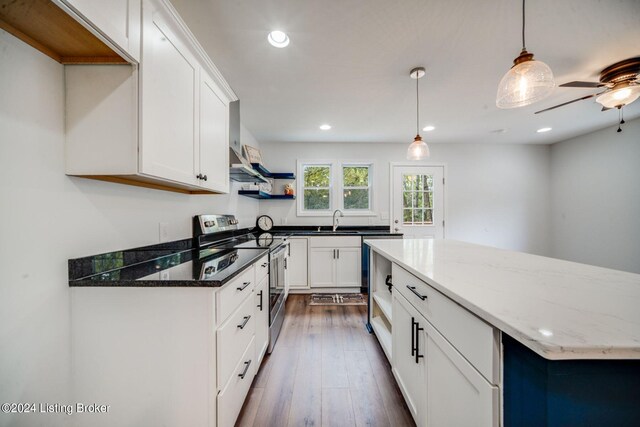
[387,262,500,427]
[335,247,361,287]
[425,320,499,427]
[218,337,256,427]
[287,237,309,289]
[309,247,336,287]
[255,277,269,365]
[392,291,427,424]
[309,236,361,288]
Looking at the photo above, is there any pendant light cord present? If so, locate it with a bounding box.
[522,0,526,50]
[416,73,420,136]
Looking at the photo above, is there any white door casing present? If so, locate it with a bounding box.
[391,164,445,238]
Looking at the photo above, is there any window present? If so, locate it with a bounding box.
[402,173,434,225]
[342,165,371,210]
[298,161,374,216]
[302,164,332,211]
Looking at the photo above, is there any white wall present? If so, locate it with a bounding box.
[259,141,551,255]
[550,117,640,273]
[0,30,259,427]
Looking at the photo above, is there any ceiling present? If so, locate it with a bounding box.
[171,0,640,145]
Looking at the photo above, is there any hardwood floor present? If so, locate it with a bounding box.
[236,294,415,427]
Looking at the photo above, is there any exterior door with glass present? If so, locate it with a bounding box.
[392,165,444,238]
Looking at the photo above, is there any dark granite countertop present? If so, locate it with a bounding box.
[269,225,402,237]
[69,238,267,287]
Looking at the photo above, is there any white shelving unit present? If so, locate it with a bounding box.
[369,250,393,361]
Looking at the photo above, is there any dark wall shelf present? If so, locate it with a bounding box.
[238,190,296,200]
[251,163,295,180]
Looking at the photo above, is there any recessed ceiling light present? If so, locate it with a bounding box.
[319,124,331,130]
[538,328,553,337]
[267,30,290,48]
[537,127,552,133]
[422,125,435,132]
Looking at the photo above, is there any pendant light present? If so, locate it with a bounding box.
[407,67,430,160]
[496,0,555,108]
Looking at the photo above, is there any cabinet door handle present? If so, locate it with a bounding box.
[337,249,340,259]
[261,262,268,268]
[196,173,203,180]
[407,285,427,301]
[202,175,208,181]
[238,359,252,379]
[415,321,424,364]
[237,281,251,291]
[332,249,336,259]
[237,315,251,329]
[257,290,263,311]
[411,317,416,357]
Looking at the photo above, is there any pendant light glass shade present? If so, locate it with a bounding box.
[496,0,555,109]
[407,135,430,160]
[496,51,555,108]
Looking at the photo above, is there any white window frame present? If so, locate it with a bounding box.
[297,160,376,217]
[297,161,334,216]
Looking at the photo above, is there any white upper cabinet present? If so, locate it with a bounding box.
[198,70,230,193]
[59,0,141,61]
[65,0,236,194]
[140,2,199,186]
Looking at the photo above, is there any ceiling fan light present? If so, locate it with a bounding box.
[496,54,555,109]
[595,84,640,109]
[407,135,430,160]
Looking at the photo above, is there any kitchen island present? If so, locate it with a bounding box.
[365,238,640,427]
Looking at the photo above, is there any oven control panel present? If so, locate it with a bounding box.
[196,214,239,235]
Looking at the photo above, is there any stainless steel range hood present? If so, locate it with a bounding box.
[228,100,268,183]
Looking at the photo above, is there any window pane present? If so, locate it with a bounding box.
[403,174,415,191]
[403,209,412,223]
[344,189,369,210]
[304,166,330,187]
[403,191,412,208]
[343,166,369,187]
[425,209,433,224]
[425,175,434,191]
[304,189,330,210]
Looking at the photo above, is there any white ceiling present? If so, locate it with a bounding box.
[171,0,640,145]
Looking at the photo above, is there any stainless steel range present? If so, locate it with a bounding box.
[194,214,288,353]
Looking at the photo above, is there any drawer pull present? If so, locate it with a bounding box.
[407,285,427,301]
[411,317,416,357]
[237,281,251,291]
[414,320,425,364]
[237,315,251,329]
[238,359,252,379]
[257,290,263,311]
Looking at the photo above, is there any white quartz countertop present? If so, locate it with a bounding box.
[365,239,640,360]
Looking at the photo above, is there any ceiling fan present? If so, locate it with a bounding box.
[535,57,640,114]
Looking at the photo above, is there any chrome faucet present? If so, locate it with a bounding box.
[332,209,344,232]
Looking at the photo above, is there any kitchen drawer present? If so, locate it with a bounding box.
[218,337,256,427]
[392,263,500,384]
[309,236,360,248]
[217,265,255,324]
[217,294,255,389]
[256,254,269,284]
